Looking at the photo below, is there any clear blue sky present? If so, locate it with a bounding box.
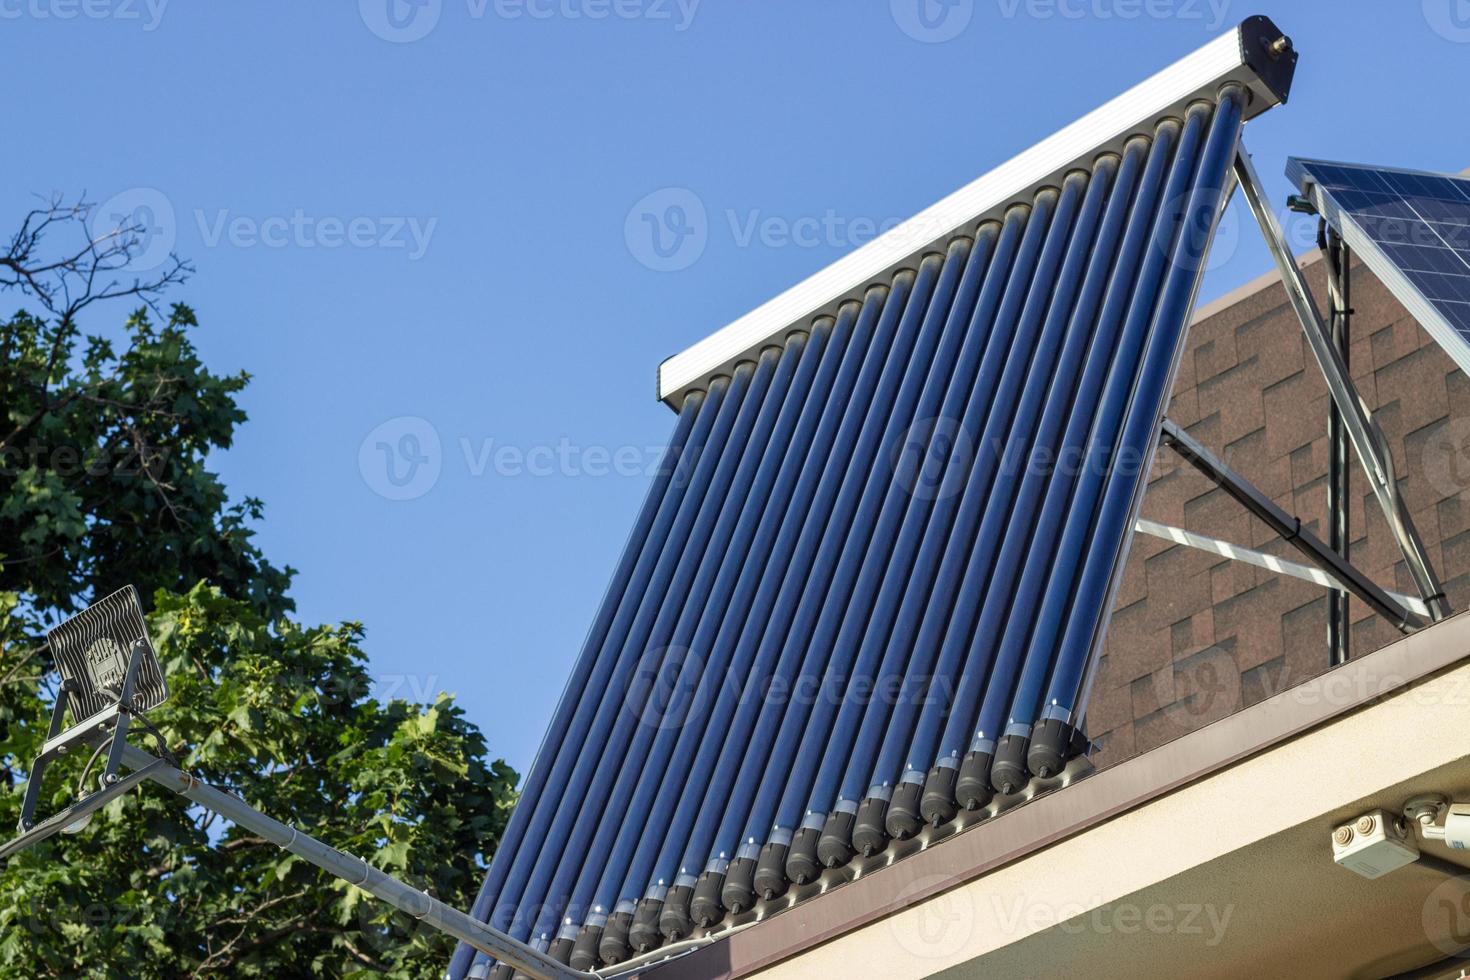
[8,1,1469,773]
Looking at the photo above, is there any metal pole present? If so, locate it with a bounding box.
[1323,225,1352,664]
[1234,146,1449,622]
[116,743,595,980]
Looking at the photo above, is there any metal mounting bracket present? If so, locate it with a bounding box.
[1232,143,1449,622]
[17,638,149,833]
[1320,221,1353,664]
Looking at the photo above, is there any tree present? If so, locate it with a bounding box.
[0,194,288,629]
[0,198,517,977]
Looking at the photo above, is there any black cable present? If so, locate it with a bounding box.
[74,699,181,801]
[76,736,115,798]
[126,703,181,769]
[1414,852,1470,882]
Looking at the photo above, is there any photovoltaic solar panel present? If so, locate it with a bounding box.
[1287,158,1470,371]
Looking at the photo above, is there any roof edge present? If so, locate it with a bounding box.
[640,610,1470,979]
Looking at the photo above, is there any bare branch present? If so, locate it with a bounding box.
[1,192,193,327]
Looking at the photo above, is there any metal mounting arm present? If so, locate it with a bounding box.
[2,738,597,980]
[1135,518,1429,619]
[1233,145,1449,622]
[109,743,595,980]
[1321,224,1354,665]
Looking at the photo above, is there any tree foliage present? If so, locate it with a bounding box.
[1,303,292,624]
[0,199,516,977]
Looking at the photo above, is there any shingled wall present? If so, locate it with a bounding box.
[1088,251,1470,770]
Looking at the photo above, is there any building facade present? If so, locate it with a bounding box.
[1092,249,1470,770]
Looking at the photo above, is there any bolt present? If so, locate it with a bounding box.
[1334,826,1354,847]
[1357,815,1377,836]
[1267,35,1292,60]
[105,773,119,785]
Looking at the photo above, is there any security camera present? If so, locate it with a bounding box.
[1445,805,1470,850]
[1406,795,1470,851]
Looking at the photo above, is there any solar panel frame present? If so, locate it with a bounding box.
[1287,157,1470,373]
[454,17,1292,975]
[658,16,1296,404]
[462,94,1246,980]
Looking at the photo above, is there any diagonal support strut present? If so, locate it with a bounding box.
[1134,518,1429,619]
[1233,144,1449,622]
[1159,418,1423,632]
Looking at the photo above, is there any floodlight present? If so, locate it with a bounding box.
[49,584,169,720]
[0,586,598,980]
[16,585,169,838]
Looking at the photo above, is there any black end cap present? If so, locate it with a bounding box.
[1027,718,1072,779]
[886,782,924,840]
[547,935,575,965]
[991,734,1029,796]
[920,765,959,827]
[1238,15,1297,107]
[629,897,664,954]
[753,841,790,902]
[818,809,858,868]
[690,870,727,928]
[787,827,822,884]
[660,884,695,942]
[852,798,889,858]
[569,925,603,973]
[956,750,994,811]
[722,857,757,914]
[599,910,633,966]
